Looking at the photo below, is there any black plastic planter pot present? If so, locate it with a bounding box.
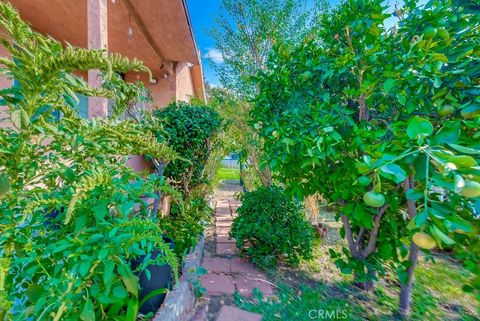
[131,237,175,315]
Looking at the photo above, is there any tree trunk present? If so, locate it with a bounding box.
[399,242,419,317]
[354,267,376,291]
[399,173,419,317]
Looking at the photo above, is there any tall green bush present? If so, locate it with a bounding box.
[0,3,179,320]
[252,0,479,315]
[153,102,222,195]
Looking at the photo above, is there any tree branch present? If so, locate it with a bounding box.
[361,204,390,258]
[341,214,359,258]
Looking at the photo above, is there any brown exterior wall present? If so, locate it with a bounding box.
[175,61,195,103]
[124,72,177,108]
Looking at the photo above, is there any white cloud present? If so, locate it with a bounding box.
[203,48,224,64]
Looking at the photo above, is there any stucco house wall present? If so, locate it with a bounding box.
[0,0,204,129]
[176,61,195,103]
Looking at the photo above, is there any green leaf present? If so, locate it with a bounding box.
[453,174,465,192]
[10,109,22,129]
[74,215,88,234]
[103,260,115,284]
[444,217,474,234]
[78,260,92,277]
[355,162,369,174]
[139,288,168,308]
[112,285,129,299]
[80,299,95,321]
[0,172,11,196]
[125,298,139,321]
[383,79,396,92]
[406,189,423,200]
[415,210,428,227]
[448,155,477,168]
[26,284,44,303]
[118,263,139,297]
[63,93,79,108]
[92,200,110,222]
[430,225,455,246]
[406,117,433,139]
[431,122,460,145]
[380,164,406,184]
[397,93,407,106]
[447,143,480,155]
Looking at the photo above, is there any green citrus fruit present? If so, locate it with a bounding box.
[412,232,436,250]
[363,191,385,207]
[358,176,371,186]
[423,26,437,39]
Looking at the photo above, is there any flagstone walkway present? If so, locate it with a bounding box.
[193,181,273,321]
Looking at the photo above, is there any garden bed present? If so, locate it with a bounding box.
[151,235,205,321]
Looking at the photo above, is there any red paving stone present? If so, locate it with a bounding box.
[216,207,231,215]
[216,227,231,235]
[217,200,229,207]
[216,305,262,321]
[202,257,231,273]
[217,242,238,255]
[216,216,233,222]
[230,257,258,274]
[234,274,274,297]
[205,196,274,321]
[215,212,232,218]
[201,273,235,296]
[217,235,235,243]
[229,200,241,207]
[216,222,232,228]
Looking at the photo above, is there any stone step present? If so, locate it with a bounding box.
[216,305,262,321]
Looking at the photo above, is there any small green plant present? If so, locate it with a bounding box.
[189,266,207,299]
[235,284,358,321]
[160,194,213,256]
[230,186,315,268]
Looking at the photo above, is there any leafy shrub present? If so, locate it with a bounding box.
[230,186,315,268]
[160,192,213,256]
[153,102,222,194]
[0,3,179,319]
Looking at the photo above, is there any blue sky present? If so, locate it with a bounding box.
[185,0,413,86]
[186,0,224,86]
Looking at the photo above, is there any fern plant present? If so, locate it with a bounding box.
[0,3,181,320]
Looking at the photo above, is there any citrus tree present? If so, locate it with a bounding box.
[253,0,479,316]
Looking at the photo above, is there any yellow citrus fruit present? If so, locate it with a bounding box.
[459,180,480,198]
[412,232,436,250]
